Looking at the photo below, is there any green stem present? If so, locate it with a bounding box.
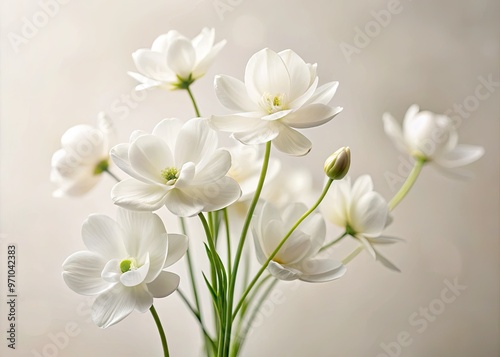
[104,168,120,182]
[223,208,232,282]
[389,158,425,210]
[233,178,334,320]
[224,141,272,355]
[341,245,364,265]
[150,305,169,357]
[320,231,348,252]
[186,86,201,117]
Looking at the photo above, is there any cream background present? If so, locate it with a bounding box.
[1,0,499,356]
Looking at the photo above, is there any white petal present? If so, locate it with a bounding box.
[282,202,308,228]
[300,213,327,257]
[129,135,174,183]
[151,30,183,52]
[62,251,112,295]
[152,118,183,150]
[192,39,226,79]
[272,125,312,156]
[132,49,175,82]
[166,38,196,79]
[133,285,154,313]
[175,119,217,166]
[146,271,180,298]
[278,49,311,101]
[233,122,280,145]
[382,112,407,153]
[111,143,151,183]
[101,259,121,283]
[350,175,374,203]
[244,48,291,103]
[112,179,168,211]
[267,261,300,281]
[369,235,404,244]
[305,81,339,105]
[164,189,204,217]
[374,248,401,272]
[288,76,319,109]
[192,149,232,185]
[350,191,388,236]
[281,104,342,129]
[275,229,311,265]
[128,72,162,90]
[297,259,346,282]
[357,236,376,259]
[60,125,105,163]
[82,215,127,259]
[120,254,150,287]
[252,226,268,265]
[209,114,263,133]
[192,28,215,61]
[434,145,484,168]
[91,284,136,328]
[164,234,189,267]
[175,162,196,188]
[322,178,351,228]
[214,75,258,111]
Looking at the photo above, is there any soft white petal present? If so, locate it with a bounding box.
[357,236,376,259]
[128,72,162,90]
[277,49,311,101]
[192,28,214,57]
[91,284,136,328]
[322,178,351,228]
[233,122,280,145]
[180,176,241,213]
[350,191,388,236]
[132,49,175,82]
[275,229,311,265]
[175,162,196,188]
[60,125,105,163]
[271,125,312,156]
[305,81,339,105]
[282,202,308,228]
[151,30,183,53]
[297,259,346,283]
[244,48,291,103]
[164,234,189,267]
[281,104,342,129]
[300,213,327,257]
[129,135,174,183]
[261,219,285,257]
[112,179,168,211]
[350,175,374,204]
[374,248,401,272]
[382,112,407,153]
[164,189,204,217]
[175,119,217,165]
[166,38,196,79]
[120,254,150,287]
[192,39,226,78]
[209,113,263,133]
[101,259,121,283]
[214,75,259,111]
[192,149,232,185]
[252,226,268,265]
[267,261,301,281]
[261,109,294,121]
[434,145,484,168]
[152,118,183,150]
[147,271,180,298]
[62,251,112,295]
[82,214,127,259]
[288,76,319,109]
[369,235,403,244]
[133,285,154,313]
[111,143,151,183]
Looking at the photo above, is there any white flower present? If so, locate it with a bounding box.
[209,48,342,156]
[129,28,226,90]
[50,113,113,197]
[383,104,484,169]
[322,175,402,271]
[252,202,346,282]
[110,118,241,217]
[62,208,188,328]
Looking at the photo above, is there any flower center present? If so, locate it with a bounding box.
[94,159,109,175]
[161,167,179,185]
[119,258,138,273]
[260,93,287,114]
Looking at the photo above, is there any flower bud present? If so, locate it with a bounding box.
[324,147,351,180]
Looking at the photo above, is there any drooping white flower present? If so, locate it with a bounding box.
[209,48,343,156]
[62,208,188,328]
[383,105,484,170]
[252,202,346,282]
[50,113,113,197]
[322,175,402,271]
[110,118,241,217]
[129,28,226,90]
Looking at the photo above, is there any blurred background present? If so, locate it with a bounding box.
[1,0,498,356]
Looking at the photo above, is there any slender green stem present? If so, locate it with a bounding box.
[224,141,272,354]
[179,218,202,318]
[176,289,216,352]
[320,231,348,252]
[150,305,169,357]
[233,178,334,320]
[341,245,364,265]
[223,208,232,281]
[389,158,426,210]
[186,86,201,117]
[104,168,120,182]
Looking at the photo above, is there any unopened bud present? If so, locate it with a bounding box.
[324,147,350,180]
